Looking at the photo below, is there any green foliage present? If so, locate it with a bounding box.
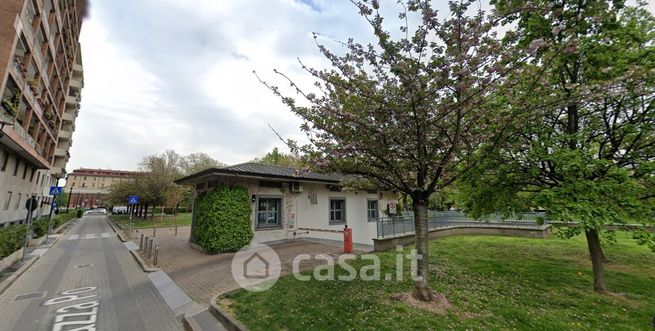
[0,224,27,259]
[253,147,304,168]
[76,209,83,218]
[192,186,253,253]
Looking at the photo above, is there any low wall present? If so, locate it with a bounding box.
[373,225,551,252]
[0,248,25,273]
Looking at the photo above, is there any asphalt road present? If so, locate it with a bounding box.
[0,216,182,330]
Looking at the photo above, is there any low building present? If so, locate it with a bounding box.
[175,163,399,246]
[64,168,138,208]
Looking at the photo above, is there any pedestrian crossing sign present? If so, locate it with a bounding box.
[128,195,139,205]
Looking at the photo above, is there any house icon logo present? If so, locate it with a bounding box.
[243,252,270,279]
[232,243,281,292]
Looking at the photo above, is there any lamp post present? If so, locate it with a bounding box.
[66,184,74,212]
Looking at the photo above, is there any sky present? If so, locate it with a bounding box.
[67,0,655,172]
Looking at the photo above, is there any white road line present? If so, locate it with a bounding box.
[68,235,80,241]
[84,234,96,240]
[100,233,111,238]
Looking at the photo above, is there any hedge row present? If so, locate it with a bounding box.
[192,185,253,253]
[0,225,27,260]
[0,210,78,260]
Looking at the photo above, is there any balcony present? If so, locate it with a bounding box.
[69,79,82,91]
[62,111,75,123]
[65,95,79,105]
[73,63,83,73]
[58,129,72,140]
[55,148,66,157]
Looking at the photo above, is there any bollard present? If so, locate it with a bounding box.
[153,226,157,238]
[153,244,159,265]
[148,238,154,258]
[139,234,144,250]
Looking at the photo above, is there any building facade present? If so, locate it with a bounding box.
[64,168,138,208]
[176,163,400,246]
[0,0,85,225]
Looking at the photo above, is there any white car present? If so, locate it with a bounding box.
[84,208,107,215]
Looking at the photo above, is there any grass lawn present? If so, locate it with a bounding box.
[112,213,192,229]
[223,233,655,330]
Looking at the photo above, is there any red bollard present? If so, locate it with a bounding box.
[343,225,353,253]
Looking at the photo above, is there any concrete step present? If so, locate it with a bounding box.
[184,309,228,331]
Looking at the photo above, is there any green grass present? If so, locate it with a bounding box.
[224,234,655,330]
[112,213,192,229]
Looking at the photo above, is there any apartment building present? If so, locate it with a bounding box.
[0,0,85,225]
[64,169,139,208]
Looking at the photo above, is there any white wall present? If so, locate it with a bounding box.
[194,177,398,246]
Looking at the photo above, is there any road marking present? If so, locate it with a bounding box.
[67,234,113,241]
[45,288,99,331]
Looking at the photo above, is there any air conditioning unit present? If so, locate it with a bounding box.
[291,182,303,193]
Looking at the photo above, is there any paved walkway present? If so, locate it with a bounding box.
[0,216,182,331]
[130,226,346,304]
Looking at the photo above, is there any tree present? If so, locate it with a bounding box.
[458,0,655,293]
[181,152,224,175]
[135,150,184,219]
[258,0,540,301]
[253,147,304,168]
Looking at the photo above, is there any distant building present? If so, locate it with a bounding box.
[0,0,86,226]
[64,168,139,208]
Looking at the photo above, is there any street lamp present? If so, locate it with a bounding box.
[66,183,74,212]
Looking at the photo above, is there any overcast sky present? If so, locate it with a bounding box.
[67,0,655,172]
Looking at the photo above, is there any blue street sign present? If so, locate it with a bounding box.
[128,195,139,205]
[49,186,63,196]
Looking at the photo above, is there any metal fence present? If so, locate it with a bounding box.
[376,211,547,238]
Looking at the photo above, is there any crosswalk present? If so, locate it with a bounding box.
[67,233,113,240]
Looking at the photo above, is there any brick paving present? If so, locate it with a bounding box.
[130,226,347,304]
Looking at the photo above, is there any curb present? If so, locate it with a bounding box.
[129,250,160,273]
[105,217,128,242]
[0,256,39,296]
[182,312,202,331]
[209,293,249,331]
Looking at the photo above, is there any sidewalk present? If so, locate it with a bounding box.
[130,226,347,304]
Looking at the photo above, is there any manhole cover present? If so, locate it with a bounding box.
[15,292,46,301]
[75,264,93,268]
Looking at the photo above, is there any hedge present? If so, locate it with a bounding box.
[192,186,253,253]
[0,224,27,259]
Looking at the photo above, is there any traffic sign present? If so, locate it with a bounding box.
[49,186,64,196]
[128,195,139,205]
[25,196,38,211]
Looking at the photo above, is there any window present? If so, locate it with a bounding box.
[13,158,19,176]
[329,198,346,224]
[256,197,282,228]
[14,193,21,210]
[30,167,35,182]
[0,150,8,171]
[3,192,11,210]
[367,199,379,221]
[22,164,28,179]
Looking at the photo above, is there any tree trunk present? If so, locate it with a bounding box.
[585,228,607,293]
[412,198,433,301]
[143,204,149,220]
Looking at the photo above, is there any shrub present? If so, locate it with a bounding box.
[192,186,253,253]
[76,209,83,218]
[0,224,27,259]
[32,218,49,238]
